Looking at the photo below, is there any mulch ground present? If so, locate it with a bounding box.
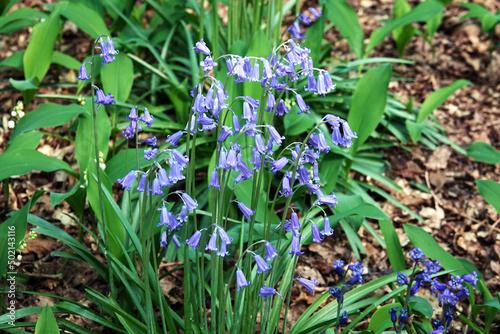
[1,0,499,332]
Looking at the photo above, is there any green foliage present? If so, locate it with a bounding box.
[476,180,500,214]
[460,3,500,33]
[467,142,500,164]
[392,0,414,58]
[34,304,59,334]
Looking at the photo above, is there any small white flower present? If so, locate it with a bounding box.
[18,111,25,118]
[8,120,15,128]
[11,111,17,117]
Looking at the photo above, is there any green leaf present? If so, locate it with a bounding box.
[0,51,24,70]
[348,63,392,154]
[476,180,500,213]
[460,3,500,33]
[284,106,316,135]
[23,8,61,82]
[367,303,399,333]
[405,119,425,143]
[416,79,470,122]
[105,148,148,182]
[7,131,43,151]
[379,219,405,272]
[426,10,443,39]
[34,303,59,334]
[60,0,110,38]
[366,1,444,56]
[10,103,87,142]
[466,142,500,164]
[392,0,415,57]
[101,54,134,102]
[0,7,48,33]
[324,0,364,59]
[9,77,38,91]
[52,51,81,70]
[0,149,77,180]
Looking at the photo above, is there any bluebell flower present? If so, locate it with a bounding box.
[76,62,91,80]
[261,58,273,81]
[447,275,464,290]
[152,177,164,195]
[250,62,260,82]
[456,286,469,299]
[329,286,341,298]
[192,39,211,55]
[288,21,305,40]
[181,193,198,211]
[399,308,409,323]
[171,149,189,168]
[209,170,220,190]
[316,132,330,153]
[309,7,322,19]
[259,285,277,300]
[251,148,262,171]
[295,94,310,114]
[145,136,157,146]
[425,260,442,274]
[235,161,253,183]
[264,93,276,112]
[186,230,202,249]
[269,157,288,174]
[205,231,218,252]
[444,308,454,322]
[95,89,115,105]
[389,307,398,325]
[238,202,255,220]
[289,233,304,257]
[141,108,155,127]
[254,254,271,274]
[160,232,167,248]
[397,272,408,285]
[217,239,229,257]
[305,73,317,92]
[122,121,141,139]
[323,71,336,92]
[144,148,158,161]
[117,170,136,190]
[218,126,233,143]
[316,72,327,97]
[409,248,424,261]
[185,115,197,133]
[192,93,206,114]
[198,114,216,131]
[296,277,319,294]
[321,216,334,236]
[289,211,302,232]
[225,148,238,171]
[275,99,289,116]
[105,36,119,56]
[136,173,147,192]
[348,261,364,277]
[236,268,251,292]
[167,212,180,231]
[430,278,447,293]
[99,36,117,64]
[410,280,423,295]
[169,161,185,182]
[166,130,183,147]
[279,174,294,198]
[200,56,218,73]
[429,326,445,334]
[127,106,139,121]
[158,168,173,187]
[172,234,181,248]
[264,241,278,261]
[315,191,338,208]
[333,260,345,275]
[177,205,188,223]
[346,274,363,286]
[338,311,349,326]
[313,161,319,181]
[311,223,324,243]
[158,206,169,227]
[462,272,477,287]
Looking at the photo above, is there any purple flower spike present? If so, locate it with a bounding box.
[236,268,251,292]
[289,233,304,258]
[264,241,278,261]
[141,108,155,127]
[181,193,198,211]
[296,277,319,295]
[192,39,211,55]
[186,230,202,249]
[295,94,310,114]
[117,170,136,190]
[238,202,255,220]
[321,216,334,236]
[254,254,272,274]
[136,173,147,192]
[76,62,91,80]
[311,223,323,243]
[160,232,167,248]
[172,234,181,248]
[166,130,183,147]
[259,285,277,300]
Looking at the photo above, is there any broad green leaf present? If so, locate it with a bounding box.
[392,0,415,57]
[284,105,315,135]
[101,54,134,102]
[460,3,500,33]
[0,51,24,70]
[10,103,87,142]
[0,7,48,33]
[23,8,61,82]
[34,303,59,334]
[9,77,38,91]
[324,0,364,59]
[416,79,470,122]
[52,51,81,70]
[476,180,500,213]
[106,148,148,182]
[426,11,442,39]
[404,224,465,274]
[405,119,425,143]
[7,131,43,151]
[367,303,399,333]
[0,149,77,180]
[348,63,392,154]
[366,1,444,56]
[60,0,110,38]
[466,142,500,164]
[379,219,405,272]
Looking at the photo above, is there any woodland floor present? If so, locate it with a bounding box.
[1,0,500,333]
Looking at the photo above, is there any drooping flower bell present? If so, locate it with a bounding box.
[76,62,91,80]
[236,268,251,292]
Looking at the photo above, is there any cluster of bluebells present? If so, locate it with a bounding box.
[390,248,477,333]
[328,260,365,329]
[287,7,322,40]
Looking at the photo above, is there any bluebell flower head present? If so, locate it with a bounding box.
[94,89,115,105]
[267,125,285,145]
[166,130,183,147]
[172,234,181,248]
[145,136,157,146]
[329,286,341,298]
[160,232,167,248]
[288,21,305,40]
[141,108,155,127]
[309,7,322,19]
[296,277,319,294]
[410,280,423,295]
[158,206,169,227]
[305,73,317,92]
[205,230,218,252]
[186,230,202,249]
[444,308,454,322]
[250,62,260,81]
[397,272,408,285]
[106,36,119,56]
[264,92,276,113]
[409,248,425,261]
[217,239,229,257]
[144,148,158,161]
[158,168,173,187]
[171,149,189,168]
[152,177,164,195]
[295,93,310,114]
[269,157,288,174]
[314,191,338,209]
[456,286,469,299]
[289,233,304,257]
[321,216,334,236]
[333,260,345,275]
[200,56,218,73]
[346,274,363,286]
[76,62,91,80]
[117,170,136,190]
[218,125,233,143]
[438,288,458,306]
[264,241,278,261]
[279,174,294,198]
[235,161,253,183]
[429,326,445,334]
[311,223,323,243]
[348,261,364,277]
[236,268,251,292]
[389,307,398,324]
[169,161,185,182]
[316,72,327,97]
[338,311,349,326]
[290,211,302,231]
[217,226,232,245]
[462,271,477,287]
[177,205,188,223]
[399,308,409,323]
[259,285,277,300]
[167,212,180,231]
[181,193,198,211]
[425,260,442,274]
[193,39,211,55]
[136,173,147,192]
[316,132,330,153]
[275,99,289,116]
[209,170,220,190]
[430,277,447,293]
[254,254,271,274]
[238,202,255,220]
[447,275,464,290]
[127,106,139,121]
